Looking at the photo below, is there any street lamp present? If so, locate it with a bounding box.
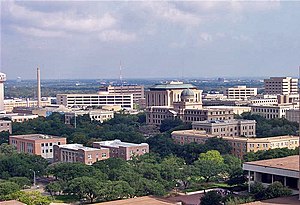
[30,169,36,187]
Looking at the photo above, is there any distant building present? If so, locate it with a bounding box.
[4,98,52,113]
[251,104,298,119]
[99,85,144,103]
[224,86,257,100]
[249,95,278,106]
[93,139,149,160]
[243,155,299,195]
[0,113,39,123]
[0,73,6,113]
[56,93,133,109]
[53,144,109,165]
[64,109,114,124]
[172,130,299,159]
[0,120,12,134]
[264,77,298,95]
[204,106,251,115]
[9,134,67,159]
[192,119,256,137]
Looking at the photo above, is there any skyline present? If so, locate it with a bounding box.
[1,1,300,79]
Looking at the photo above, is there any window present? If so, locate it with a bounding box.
[41,143,44,147]
[50,143,52,146]
[102,153,107,157]
[88,154,92,159]
[58,142,61,145]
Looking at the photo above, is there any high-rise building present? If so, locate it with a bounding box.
[0,73,6,113]
[99,85,144,103]
[264,77,298,95]
[224,86,257,99]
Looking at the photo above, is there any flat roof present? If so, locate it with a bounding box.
[94,196,175,205]
[192,119,255,125]
[149,82,196,90]
[242,195,300,205]
[10,134,65,141]
[57,144,106,151]
[94,140,148,148]
[244,155,299,172]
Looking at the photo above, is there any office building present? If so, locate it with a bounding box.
[56,93,133,109]
[4,98,52,113]
[172,130,299,159]
[264,77,298,95]
[53,144,109,165]
[286,109,300,123]
[243,155,299,195]
[192,119,256,137]
[9,134,67,159]
[64,109,114,124]
[224,86,257,99]
[0,120,12,134]
[251,104,298,119]
[0,113,39,123]
[99,85,144,103]
[0,73,6,113]
[93,139,149,160]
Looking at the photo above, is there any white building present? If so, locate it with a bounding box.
[56,93,133,109]
[64,109,114,124]
[251,104,298,119]
[224,86,258,100]
[99,85,144,103]
[4,98,52,113]
[0,113,39,123]
[0,120,12,134]
[264,77,298,95]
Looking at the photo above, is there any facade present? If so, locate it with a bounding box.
[224,86,257,99]
[0,120,12,134]
[53,144,109,165]
[145,81,202,107]
[243,155,299,194]
[249,96,278,106]
[0,113,39,123]
[192,119,256,137]
[0,73,6,113]
[64,109,114,124]
[99,85,144,103]
[251,104,297,119]
[4,98,52,113]
[56,93,133,109]
[264,77,298,95]
[9,134,67,159]
[172,130,299,159]
[204,106,251,115]
[286,109,300,123]
[93,140,149,160]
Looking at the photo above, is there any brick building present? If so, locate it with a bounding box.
[93,140,149,160]
[9,134,66,159]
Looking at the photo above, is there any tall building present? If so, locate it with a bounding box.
[99,85,144,103]
[9,134,67,159]
[264,77,298,95]
[93,140,149,160]
[224,86,257,100]
[53,144,109,165]
[56,93,133,109]
[0,73,6,113]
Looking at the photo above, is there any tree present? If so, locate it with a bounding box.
[160,118,184,132]
[223,155,245,185]
[0,181,20,199]
[9,177,31,189]
[264,182,292,199]
[9,191,51,205]
[0,143,17,155]
[205,137,232,155]
[200,191,222,205]
[45,182,62,196]
[194,150,225,182]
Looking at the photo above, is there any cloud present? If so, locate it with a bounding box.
[98,30,137,43]
[13,26,67,38]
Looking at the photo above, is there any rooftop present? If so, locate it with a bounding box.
[94,139,148,148]
[242,195,300,205]
[94,196,175,205]
[57,144,105,151]
[10,134,65,141]
[149,81,196,90]
[192,119,255,125]
[244,155,299,172]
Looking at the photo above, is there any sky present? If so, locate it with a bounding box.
[1,0,300,80]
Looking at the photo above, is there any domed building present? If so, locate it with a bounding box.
[180,88,195,102]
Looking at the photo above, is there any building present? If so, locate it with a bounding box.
[0,72,6,113]
[95,196,176,205]
[251,104,297,119]
[64,109,114,124]
[53,144,109,165]
[145,81,202,107]
[192,119,256,137]
[56,93,133,109]
[224,86,257,99]
[0,120,12,134]
[286,109,300,123]
[99,85,144,103]
[171,130,299,159]
[249,95,278,106]
[9,134,67,159]
[243,155,299,194]
[4,98,52,113]
[0,113,39,123]
[204,106,251,115]
[264,77,298,95]
[93,140,149,160]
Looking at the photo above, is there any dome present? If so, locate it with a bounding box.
[181,89,194,97]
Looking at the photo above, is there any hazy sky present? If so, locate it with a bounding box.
[1,1,300,80]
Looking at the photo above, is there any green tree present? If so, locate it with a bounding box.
[0,181,20,199]
[9,191,51,205]
[160,118,184,132]
[264,181,292,199]
[0,143,17,155]
[200,191,222,205]
[45,181,62,196]
[9,177,31,189]
[194,150,225,182]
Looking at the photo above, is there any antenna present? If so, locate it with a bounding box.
[119,60,123,85]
